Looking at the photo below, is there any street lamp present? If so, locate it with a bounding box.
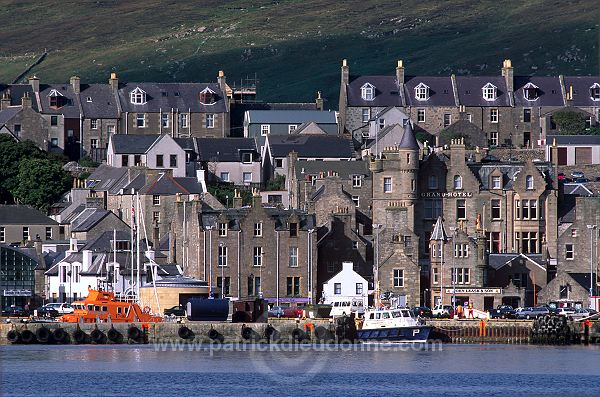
[423,288,429,307]
[587,225,597,302]
[449,226,457,316]
[219,242,225,298]
[373,224,382,307]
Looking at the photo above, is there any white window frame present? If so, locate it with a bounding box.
[432,267,439,284]
[130,87,146,105]
[490,131,499,146]
[482,83,497,101]
[491,199,501,220]
[180,113,189,128]
[288,124,298,134]
[90,139,98,150]
[443,113,451,127]
[417,108,426,123]
[523,82,539,101]
[362,108,370,123]
[218,222,228,237]
[261,124,270,136]
[454,243,470,258]
[206,114,215,128]
[490,108,499,123]
[383,177,392,193]
[526,175,534,190]
[361,83,375,101]
[136,113,146,128]
[378,118,385,130]
[153,195,160,206]
[254,222,263,237]
[492,176,501,189]
[590,83,600,101]
[90,119,98,129]
[453,175,463,190]
[352,195,360,207]
[0,226,4,243]
[393,269,404,287]
[414,83,429,101]
[253,246,263,267]
[352,175,362,188]
[218,245,228,267]
[289,246,298,267]
[565,244,574,260]
[220,172,230,182]
[243,172,252,183]
[161,113,169,128]
[241,152,253,164]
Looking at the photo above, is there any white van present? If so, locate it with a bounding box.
[329,298,365,318]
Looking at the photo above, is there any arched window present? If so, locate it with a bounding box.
[453,175,463,190]
[526,175,534,190]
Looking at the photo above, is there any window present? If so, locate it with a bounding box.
[482,83,497,101]
[287,277,301,296]
[161,113,169,128]
[167,154,177,168]
[489,131,498,146]
[217,277,231,296]
[491,199,501,220]
[253,247,263,267]
[90,139,98,150]
[443,113,451,127]
[565,244,574,260]
[523,83,538,101]
[571,228,578,238]
[451,268,470,285]
[108,125,116,135]
[327,262,335,273]
[334,283,342,295]
[352,241,359,250]
[288,124,297,133]
[121,155,129,167]
[153,195,160,206]
[248,276,261,296]
[417,109,426,123]
[492,176,501,189]
[590,83,600,101]
[453,175,463,190]
[179,113,189,128]
[23,227,29,241]
[289,246,298,267]
[432,267,439,284]
[88,118,98,130]
[130,87,146,104]
[516,231,538,254]
[220,172,230,182]
[526,175,534,190]
[490,108,498,123]
[243,172,252,183]
[218,245,228,267]
[362,109,370,123]
[487,232,501,253]
[352,175,362,188]
[274,158,283,168]
[523,108,531,123]
[50,116,58,126]
[393,269,404,287]
[356,283,363,295]
[428,175,438,190]
[352,195,360,207]
[378,118,385,130]
[431,242,441,258]
[254,223,262,237]
[241,152,252,164]
[205,114,214,128]
[456,199,466,220]
[289,222,298,237]
[361,83,375,101]
[156,154,164,167]
[152,211,160,223]
[454,243,470,258]
[415,83,429,101]
[199,87,215,104]
[424,199,442,219]
[260,125,270,136]
[218,222,228,237]
[136,113,145,128]
[45,227,52,240]
[0,227,4,243]
[467,113,472,122]
[383,177,392,193]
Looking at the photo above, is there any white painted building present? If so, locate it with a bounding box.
[321,261,368,307]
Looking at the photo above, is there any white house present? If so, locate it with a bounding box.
[321,261,368,307]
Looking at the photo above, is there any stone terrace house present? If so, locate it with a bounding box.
[339,59,597,149]
[116,71,230,138]
[171,193,317,304]
[0,93,49,149]
[538,271,599,308]
[196,137,262,186]
[69,208,130,241]
[0,205,61,244]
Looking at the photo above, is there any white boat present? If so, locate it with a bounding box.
[357,308,433,343]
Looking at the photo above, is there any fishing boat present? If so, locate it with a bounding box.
[357,307,432,343]
[60,288,162,323]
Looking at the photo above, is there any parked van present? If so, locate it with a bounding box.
[328,298,365,318]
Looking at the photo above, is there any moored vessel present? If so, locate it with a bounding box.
[357,308,432,343]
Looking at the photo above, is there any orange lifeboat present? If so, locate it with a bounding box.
[61,289,162,323]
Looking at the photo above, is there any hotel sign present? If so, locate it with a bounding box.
[421,192,473,198]
[445,288,502,294]
[3,289,32,297]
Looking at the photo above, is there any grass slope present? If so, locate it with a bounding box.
[0,0,597,104]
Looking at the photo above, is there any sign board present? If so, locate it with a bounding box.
[3,289,32,297]
[421,192,473,198]
[445,288,502,294]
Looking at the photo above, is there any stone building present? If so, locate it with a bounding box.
[171,192,318,305]
[0,93,49,149]
[0,205,61,244]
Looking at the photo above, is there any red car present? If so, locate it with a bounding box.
[282,306,304,318]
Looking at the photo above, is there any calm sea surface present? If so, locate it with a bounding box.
[1,343,599,397]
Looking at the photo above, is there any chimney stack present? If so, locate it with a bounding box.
[566,85,574,107]
[251,188,262,208]
[315,91,323,111]
[109,72,118,91]
[396,60,405,87]
[501,59,514,94]
[21,92,32,109]
[28,76,39,93]
[232,189,243,208]
[341,59,349,86]
[70,76,81,94]
[0,90,10,110]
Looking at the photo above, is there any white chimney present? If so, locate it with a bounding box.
[342,261,354,272]
[69,238,78,252]
[196,169,207,192]
[82,250,92,272]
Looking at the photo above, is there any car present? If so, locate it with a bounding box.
[555,307,576,317]
[282,306,304,318]
[575,178,590,184]
[570,171,585,179]
[516,306,550,319]
[36,304,61,318]
[411,306,433,318]
[44,303,74,314]
[432,304,454,318]
[489,305,516,319]
[1,305,29,317]
[268,306,285,318]
[569,308,598,320]
[164,305,186,317]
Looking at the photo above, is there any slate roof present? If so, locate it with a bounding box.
[200,207,316,232]
[551,135,600,145]
[70,208,113,232]
[294,159,370,180]
[455,76,511,107]
[86,164,130,191]
[513,76,565,107]
[79,84,119,119]
[268,135,355,158]
[430,217,448,241]
[568,272,599,295]
[111,134,160,154]
[467,161,554,190]
[0,205,57,225]
[196,137,259,162]
[117,83,227,113]
[346,76,402,107]
[562,76,600,107]
[139,173,204,195]
[404,76,456,107]
[562,184,593,196]
[397,126,419,150]
[0,107,21,125]
[365,124,413,150]
[292,122,327,135]
[439,119,488,148]
[246,110,337,124]
[37,84,81,117]
[558,194,577,223]
[488,253,545,270]
[0,84,38,111]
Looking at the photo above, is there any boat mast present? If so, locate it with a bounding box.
[131,203,135,301]
[113,228,117,291]
[136,192,141,303]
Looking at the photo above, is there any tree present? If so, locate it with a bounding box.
[0,135,45,204]
[552,110,586,135]
[11,158,72,211]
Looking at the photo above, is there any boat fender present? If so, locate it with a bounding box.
[21,329,36,344]
[6,329,20,344]
[127,326,141,340]
[291,328,306,342]
[264,325,276,339]
[53,328,68,343]
[90,328,105,344]
[107,327,122,343]
[73,328,87,344]
[208,328,221,341]
[241,325,253,340]
[36,326,51,343]
[178,326,193,340]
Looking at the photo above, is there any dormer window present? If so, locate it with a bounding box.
[482,83,497,101]
[415,82,430,101]
[523,82,539,101]
[199,87,216,104]
[590,83,600,101]
[130,87,146,105]
[86,97,92,103]
[360,83,375,101]
[48,89,65,108]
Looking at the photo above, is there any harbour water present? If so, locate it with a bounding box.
[1,344,600,396]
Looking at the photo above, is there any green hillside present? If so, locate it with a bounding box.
[0,0,597,104]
